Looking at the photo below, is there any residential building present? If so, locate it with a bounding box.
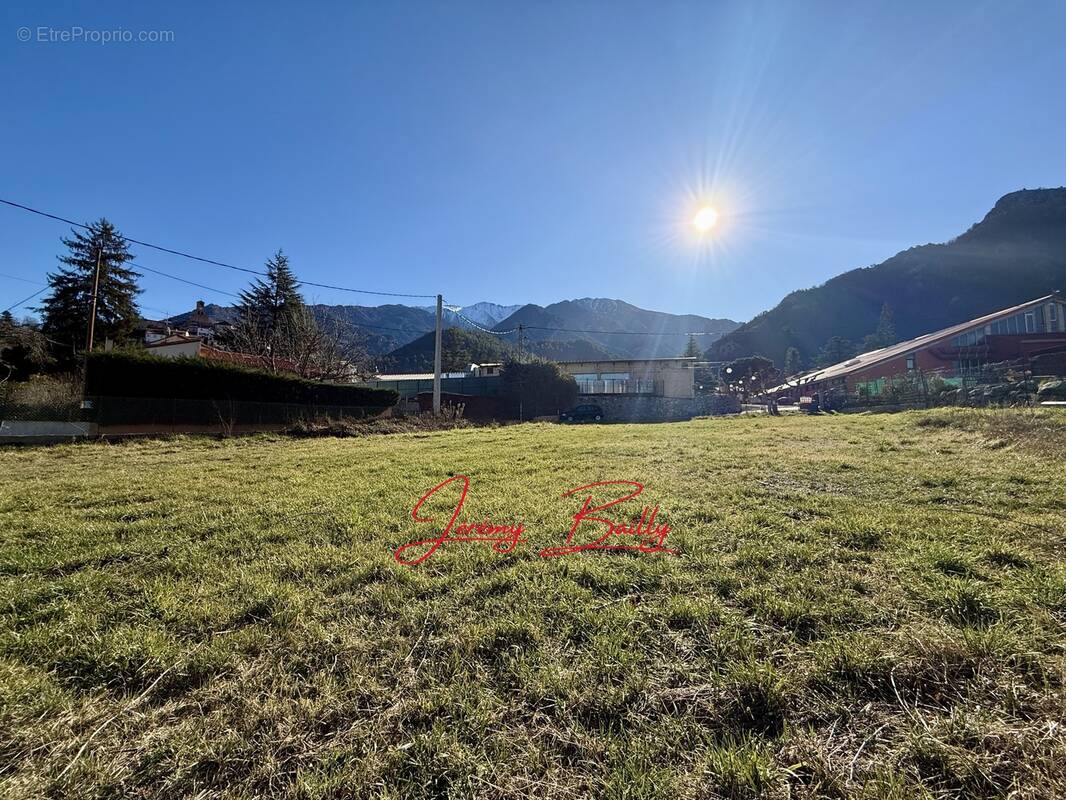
[145,333,305,374]
[771,292,1066,398]
[136,301,231,347]
[177,300,229,341]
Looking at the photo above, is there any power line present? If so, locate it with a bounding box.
[442,306,519,335]
[0,271,46,286]
[442,304,722,338]
[134,263,242,298]
[522,324,718,336]
[2,286,49,314]
[0,197,438,299]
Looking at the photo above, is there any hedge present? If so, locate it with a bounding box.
[86,350,398,407]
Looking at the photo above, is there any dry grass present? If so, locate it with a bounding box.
[0,409,1063,798]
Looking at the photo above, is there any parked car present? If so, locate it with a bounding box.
[559,404,604,423]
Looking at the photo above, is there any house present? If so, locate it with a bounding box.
[176,300,228,341]
[140,320,172,345]
[145,333,305,374]
[135,301,232,347]
[770,293,1066,399]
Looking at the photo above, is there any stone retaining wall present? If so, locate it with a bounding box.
[577,394,740,422]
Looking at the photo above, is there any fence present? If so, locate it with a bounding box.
[365,375,501,400]
[1,391,390,433]
[0,377,82,422]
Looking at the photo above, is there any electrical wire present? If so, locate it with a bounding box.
[3,199,724,340]
[522,324,719,336]
[0,271,46,286]
[443,304,721,338]
[442,307,519,335]
[0,198,438,299]
[134,263,242,298]
[2,286,49,314]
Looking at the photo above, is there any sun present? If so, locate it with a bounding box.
[693,206,719,232]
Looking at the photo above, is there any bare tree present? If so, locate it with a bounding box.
[224,306,372,382]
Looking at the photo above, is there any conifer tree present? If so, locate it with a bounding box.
[223,250,364,379]
[861,302,898,352]
[38,219,141,363]
[784,346,803,375]
[235,249,305,337]
[682,334,702,359]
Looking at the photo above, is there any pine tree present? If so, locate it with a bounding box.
[38,219,141,363]
[874,302,896,347]
[224,250,364,379]
[861,302,898,352]
[235,249,305,335]
[816,336,857,367]
[682,334,702,359]
[784,346,803,375]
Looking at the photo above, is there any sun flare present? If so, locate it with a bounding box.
[693,206,719,232]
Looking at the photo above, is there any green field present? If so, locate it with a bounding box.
[1,410,1064,799]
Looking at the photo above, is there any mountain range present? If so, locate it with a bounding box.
[171,187,1066,374]
[177,298,739,365]
[709,187,1066,367]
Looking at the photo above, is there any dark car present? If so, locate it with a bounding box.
[559,404,604,423]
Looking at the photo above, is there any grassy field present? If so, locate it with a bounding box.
[0,409,1064,799]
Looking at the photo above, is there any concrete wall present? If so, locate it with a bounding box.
[578,393,739,422]
[147,340,203,359]
[0,420,99,443]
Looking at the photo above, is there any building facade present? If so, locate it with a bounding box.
[557,357,696,399]
[363,357,721,420]
[771,293,1066,399]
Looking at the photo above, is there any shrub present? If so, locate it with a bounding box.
[0,374,82,421]
[85,350,397,407]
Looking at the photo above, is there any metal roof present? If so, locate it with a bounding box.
[372,372,471,381]
[557,357,697,365]
[769,292,1063,393]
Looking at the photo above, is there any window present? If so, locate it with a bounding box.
[1025,312,1036,333]
[951,329,986,347]
[906,354,915,370]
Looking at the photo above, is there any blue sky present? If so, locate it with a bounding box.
[2,1,1065,323]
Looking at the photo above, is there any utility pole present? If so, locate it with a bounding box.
[432,294,442,414]
[82,244,104,391]
[517,324,525,363]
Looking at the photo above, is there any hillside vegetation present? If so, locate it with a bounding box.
[1,409,1064,798]
[710,188,1066,366]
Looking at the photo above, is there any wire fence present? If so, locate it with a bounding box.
[0,376,83,421]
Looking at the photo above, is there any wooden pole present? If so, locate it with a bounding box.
[82,243,103,392]
[432,294,442,414]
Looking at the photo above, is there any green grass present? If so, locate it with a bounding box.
[0,408,1064,799]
